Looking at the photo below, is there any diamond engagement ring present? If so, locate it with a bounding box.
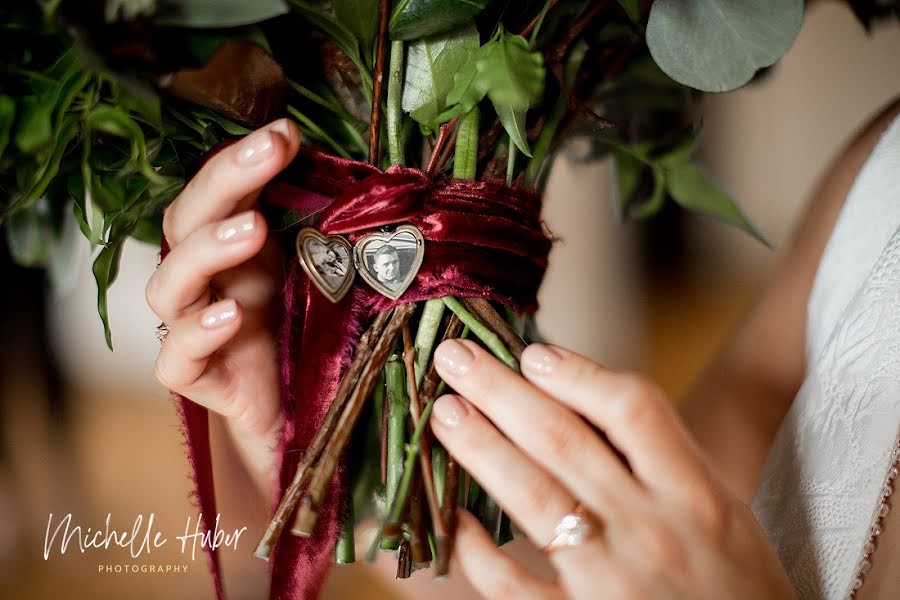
[541,504,596,553]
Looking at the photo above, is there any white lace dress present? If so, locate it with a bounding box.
[752,114,900,599]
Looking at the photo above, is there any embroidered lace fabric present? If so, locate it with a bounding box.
[751,114,900,599]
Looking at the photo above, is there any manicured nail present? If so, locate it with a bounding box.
[432,395,469,427]
[201,300,237,329]
[435,339,474,376]
[521,343,562,376]
[216,211,256,243]
[236,129,275,164]
[269,118,292,142]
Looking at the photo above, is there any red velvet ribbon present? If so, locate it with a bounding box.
[163,147,551,599]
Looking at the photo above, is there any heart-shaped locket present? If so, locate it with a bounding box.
[353,225,425,300]
[296,228,355,303]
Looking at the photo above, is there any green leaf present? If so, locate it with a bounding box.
[477,33,544,110]
[401,24,480,128]
[0,95,15,158]
[617,0,641,23]
[333,0,379,52]
[453,106,479,179]
[614,149,643,215]
[667,162,767,243]
[390,0,489,40]
[646,0,803,92]
[93,234,128,350]
[14,94,54,154]
[153,0,288,28]
[630,166,667,219]
[4,199,57,267]
[495,104,531,157]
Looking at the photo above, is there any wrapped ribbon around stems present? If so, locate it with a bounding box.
[161,147,551,599]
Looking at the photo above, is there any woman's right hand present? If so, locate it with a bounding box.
[146,118,301,499]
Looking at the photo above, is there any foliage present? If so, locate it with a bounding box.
[2,0,871,345]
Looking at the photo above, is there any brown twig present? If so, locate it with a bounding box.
[292,303,417,536]
[368,0,391,164]
[427,119,458,174]
[402,324,447,556]
[419,315,464,404]
[407,474,433,565]
[396,539,412,578]
[254,309,394,560]
[458,298,526,360]
[436,455,459,578]
[520,0,561,39]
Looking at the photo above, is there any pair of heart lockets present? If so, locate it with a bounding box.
[295,224,425,303]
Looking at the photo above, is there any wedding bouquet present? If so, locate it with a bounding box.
[4,0,893,597]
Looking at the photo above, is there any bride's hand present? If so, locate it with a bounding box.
[430,340,795,599]
[146,118,301,499]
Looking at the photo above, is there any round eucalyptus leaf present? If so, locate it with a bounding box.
[646,0,803,93]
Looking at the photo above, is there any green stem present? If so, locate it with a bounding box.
[366,399,437,561]
[506,141,517,185]
[413,299,445,387]
[524,98,565,187]
[442,297,518,371]
[431,444,447,504]
[334,499,355,564]
[381,357,408,549]
[453,107,480,180]
[387,40,406,166]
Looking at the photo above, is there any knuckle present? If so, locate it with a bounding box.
[689,481,731,536]
[612,374,661,428]
[519,478,560,520]
[564,359,605,396]
[634,519,686,572]
[153,353,182,392]
[540,420,581,465]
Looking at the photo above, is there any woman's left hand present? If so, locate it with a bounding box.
[429,340,795,600]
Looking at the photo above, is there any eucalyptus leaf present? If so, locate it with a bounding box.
[401,24,479,128]
[646,0,803,92]
[0,95,15,159]
[333,0,379,52]
[667,162,767,243]
[153,0,288,28]
[495,104,531,157]
[390,0,489,40]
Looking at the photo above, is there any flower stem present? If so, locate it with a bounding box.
[387,40,406,166]
[442,296,519,371]
[368,0,391,164]
[459,297,526,360]
[292,303,416,536]
[453,107,480,180]
[381,356,408,549]
[413,299,445,387]
[334,498,355,564]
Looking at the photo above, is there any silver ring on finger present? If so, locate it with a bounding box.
[541,503,600,554]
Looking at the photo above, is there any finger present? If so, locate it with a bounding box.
[163,118,300,247]
[453,510,563,600]
[154,298,242,412]
[519,344,707,495]
[433,339,641,517]
[430,393,577,547]
[147,210,267,324]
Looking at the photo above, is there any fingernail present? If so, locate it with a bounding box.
[432,395,469,427]
[270,118,292,142]
[435,339,474,376]
[236,129,275,164]
[201,299,237,329]
[521,343,561,376]
[216,211,256,243]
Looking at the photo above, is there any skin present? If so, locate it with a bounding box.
[147,100,900,598]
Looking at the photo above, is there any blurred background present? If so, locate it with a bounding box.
[1,2,899,598]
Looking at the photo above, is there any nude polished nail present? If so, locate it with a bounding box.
[432,395,469,427]
[521,343,562,375]
[435,339,474,376]
[201,300,237,329]
[235,129,274,164]
[216,211,256,243]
